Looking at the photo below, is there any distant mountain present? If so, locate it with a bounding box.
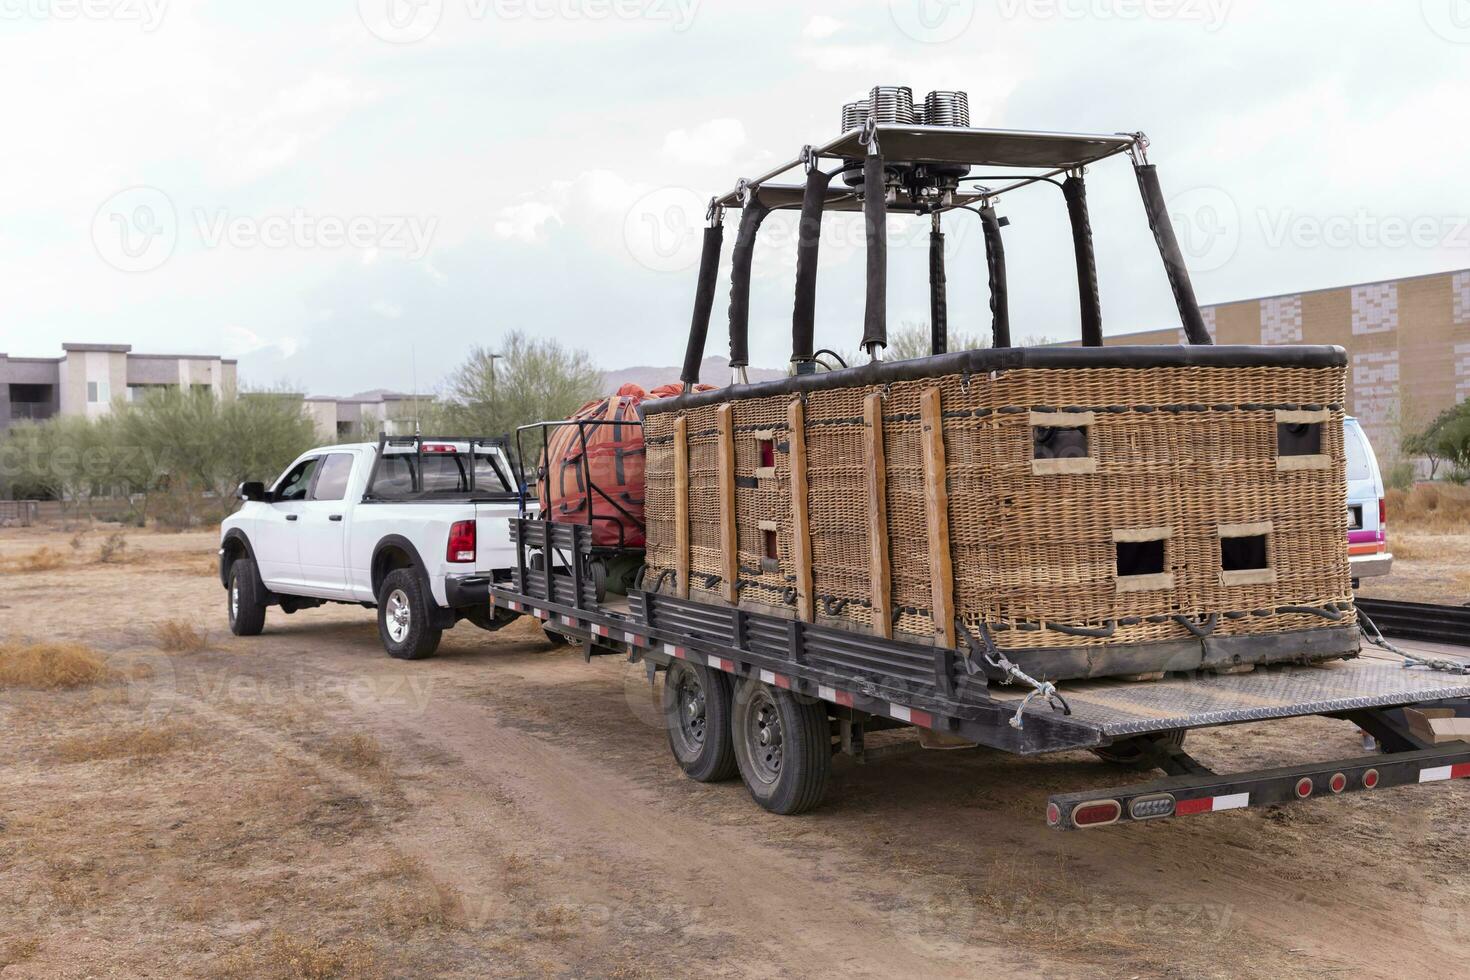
[600,355,786,393]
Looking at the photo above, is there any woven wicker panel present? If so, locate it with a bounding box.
[732,397,793,609]
[642,363,1353,662]
[804,387,875,631]
[642,413,677,580]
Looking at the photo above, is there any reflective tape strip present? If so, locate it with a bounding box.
[759,669,776,685]
[885,704,935,728]
[560,615,578,627]
[1420,765,1470,783]
[1177,792,1250,816]
[818,685,855,708]
[663,642,687,659]
[592,624,609,637]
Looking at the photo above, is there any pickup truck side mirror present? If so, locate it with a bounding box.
[238,481,269,502]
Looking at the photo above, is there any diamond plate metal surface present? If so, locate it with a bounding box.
[1002,657,1470,737]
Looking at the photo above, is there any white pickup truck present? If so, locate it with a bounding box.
[218,436,526,659]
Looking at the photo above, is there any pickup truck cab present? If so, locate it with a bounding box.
[219,436,526,658]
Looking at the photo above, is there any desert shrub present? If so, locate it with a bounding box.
[97,531,129,563]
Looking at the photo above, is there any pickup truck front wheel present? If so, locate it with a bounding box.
[378,569,442,660]
[227,558,267,637]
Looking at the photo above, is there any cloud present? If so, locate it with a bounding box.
[661,119,748,168]
[802,15,844,39]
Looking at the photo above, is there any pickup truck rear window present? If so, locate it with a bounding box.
[369,452,514,498]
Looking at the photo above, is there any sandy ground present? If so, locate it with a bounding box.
[3,525,1470,979]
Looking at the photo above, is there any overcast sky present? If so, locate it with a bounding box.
[3,0,1468,395]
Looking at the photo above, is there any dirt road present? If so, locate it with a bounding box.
[2,526,1469,978]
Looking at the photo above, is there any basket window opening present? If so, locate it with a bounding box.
[1033,423,1089,462]
[758,438,776,468]
[1116,539,1166,578]
[764,531,787,564]
[1221,533,1269,572]
[1278,421,1323,457]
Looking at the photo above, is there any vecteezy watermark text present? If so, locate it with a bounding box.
[194,208,437,260]
[996,0,1230,31]
[357,0,699,44]
[91,186,439,272]
[0,0,168,30]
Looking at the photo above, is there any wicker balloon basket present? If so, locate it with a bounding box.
[641,349,1357,682]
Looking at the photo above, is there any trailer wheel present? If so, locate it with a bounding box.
[732,678,831,814]
[662,661,737,782]
[377,569,442,660]
[227,558,267,637]
[1093,729,1186,769]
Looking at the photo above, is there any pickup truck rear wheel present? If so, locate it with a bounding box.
[662,660,737,782]
[378,569,442,660]
[227,558,267,636]
[732,678,831,814]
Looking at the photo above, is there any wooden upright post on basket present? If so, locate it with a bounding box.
[716,404,739,604]
[919,388,956,648]
[787,399,815,623]
[863,393,893,639]
[673,414,691,599]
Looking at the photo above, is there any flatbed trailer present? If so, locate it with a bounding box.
[486,515,1470,830]
[484,87,1470,828]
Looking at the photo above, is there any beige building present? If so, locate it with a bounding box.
[303,392,426,441]
[1,342,237,430]
[1087,268,1470,456]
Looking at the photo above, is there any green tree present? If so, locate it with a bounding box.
[435,332,603,440]
[1405,400,1470,482]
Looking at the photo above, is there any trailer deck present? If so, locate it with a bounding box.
[487,514,1470,829]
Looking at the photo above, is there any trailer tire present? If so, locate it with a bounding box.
[732,678,831,815]
[227,558,267,637]
[662,661,737,782]
[1093,729,1186,769]
[377,569,442,660]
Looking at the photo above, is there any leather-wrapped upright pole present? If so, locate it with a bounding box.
[680,218,725,387]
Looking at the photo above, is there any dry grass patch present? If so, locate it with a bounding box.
[53,723,191,764]
[1387,483,1470,532]
[157,618,210,653]
[0,936,42,968]
[216,932,381,980]
[12,546,67,572]
[320,733,387,773]
[0,641,111,689]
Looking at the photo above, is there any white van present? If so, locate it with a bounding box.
[1344,417,1392,582]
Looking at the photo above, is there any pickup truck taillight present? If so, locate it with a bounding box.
[447,520,476,563]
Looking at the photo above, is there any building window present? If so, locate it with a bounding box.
[87,381,110,404]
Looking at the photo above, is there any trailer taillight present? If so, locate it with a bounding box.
[447,520,476,563]
[1329,772,1348,794]
[1070,799,1122,828]
[425,443,457,454]
[1295,777,1314,799]
[1363,768,1380,789]
[1129,795,1176,820]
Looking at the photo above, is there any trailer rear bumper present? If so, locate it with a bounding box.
[1047,742,1470,830]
